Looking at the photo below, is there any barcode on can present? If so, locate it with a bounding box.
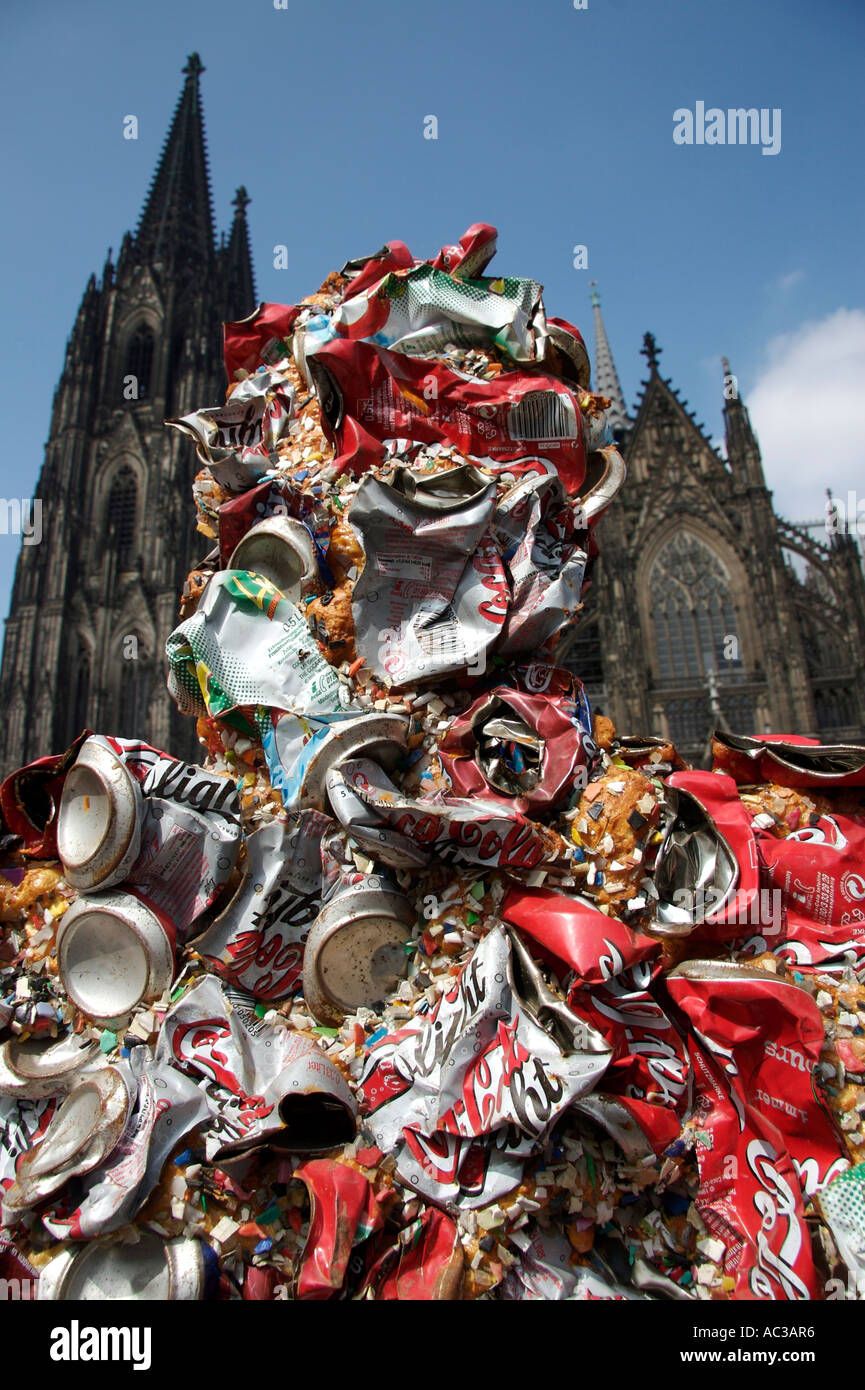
[412,605,466,659]
[507,391,577,442]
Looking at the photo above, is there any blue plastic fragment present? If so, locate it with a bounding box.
[254,1238,274,1255]
[365,1027,387,1049]
[663,1190,690,1215]
[174,1149,194,1168]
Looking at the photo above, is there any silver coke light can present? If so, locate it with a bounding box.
[228,514,317,603]
[57,737,143,891]
[302,883,415,1025]
[38,1232,215,1301]
[57,889,177,1026]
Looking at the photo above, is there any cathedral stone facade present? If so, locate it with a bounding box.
[570,288,865,764]
[0,55,255,774]
[1,57,862,775]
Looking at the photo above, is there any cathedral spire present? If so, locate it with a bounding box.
[641,332,662,373]
[589,282,629,436]
[135,53,215,279]
[722,356,766,488]
[221,186,256,321]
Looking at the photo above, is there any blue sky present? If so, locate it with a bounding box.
[1,0,863,615]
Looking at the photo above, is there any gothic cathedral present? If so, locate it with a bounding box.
[571,287,865,764]
[1,57,862,775]
[0,55,255,773]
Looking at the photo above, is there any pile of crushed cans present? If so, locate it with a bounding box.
[3,223,865,1302]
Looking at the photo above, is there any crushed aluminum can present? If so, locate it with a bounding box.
[0,1031,99,1099]
[41,1050,208,1240]
[58,736,242,926]
[630,1256,696,1301]
[324,260,545,363]
[155,976,357,1160]
[358,923,611,1209]
[347,463,500,686]
[579,444,627,524]
[118,743,242,929]
[166,570,346,719]
[502,886,688,1153]
[499,1225,581,1300]
[0,1093,56,1197]
[193,815,325,1001]
[438,684,596,813]
[56,735,144,890]
[667,960,847,1197]
[37,1231,218,1301]
[216,475,300,566]
[294,1158,384,1300]
[666,966,825,1300]
[4,1065,133,1213]
[0,732,90,859]
[339,240,414,301]
[358,1206,464,1301]
[513,658,592,708]
[167,364,295,469]
[223,301,300,379]
[651,770,761,938]
[757,810,865,969]
[56,890,178,1026]
[502,884,659,980]
[712,730,865,788]
[431,222,498,279]
[491,466,588,660]
[228,515,318,605]
[818,1163,865,1287]
[327,757,572,873]
[613,734,687,772]
[310,338,588,495]
[260,709,409,813]
[542,315,592,389]
[501,1225,648,1301]
[301,881,416,1025]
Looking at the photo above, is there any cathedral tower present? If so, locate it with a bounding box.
[0,54,256,773]
[572,290,865,762]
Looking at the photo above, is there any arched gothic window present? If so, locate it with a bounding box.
[106,468,137,565]
[124,325,154,399]
[649,533,743,683]
[815,686,856,733]
[664,697,709,745]
[564,614,604,692]
[722,690,756,735]
[797,608,847,683]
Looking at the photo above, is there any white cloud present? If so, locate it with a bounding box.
[747,307,865,524]
[775,268,805,293]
